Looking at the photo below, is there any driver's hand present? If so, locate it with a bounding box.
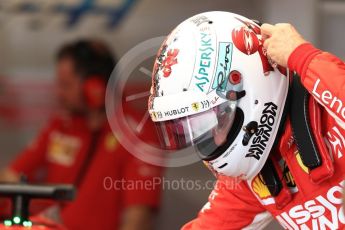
[261,23,307,68]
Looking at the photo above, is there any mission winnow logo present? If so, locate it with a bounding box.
[246,102,278,160]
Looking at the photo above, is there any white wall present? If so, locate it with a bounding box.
[263,0,318,44]
[319,0,345,59]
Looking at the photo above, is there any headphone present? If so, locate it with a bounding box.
[83,76,107,110]
[60,40,115,110]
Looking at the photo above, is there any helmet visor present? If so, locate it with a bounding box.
[154,102,242,161]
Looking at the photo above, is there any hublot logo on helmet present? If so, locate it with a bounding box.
[246,102,278,160]
[164,107,189,117]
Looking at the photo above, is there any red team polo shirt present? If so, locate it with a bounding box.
[9,114,162,230]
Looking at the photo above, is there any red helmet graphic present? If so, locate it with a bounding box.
[232,17,262,55]
[232,26,260,55]
[161,49,179,77]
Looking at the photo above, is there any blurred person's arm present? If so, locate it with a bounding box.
[0,119,54,218]
[120,150,163,230]
[0,168,19,182]
[182,175,272,230]
[0,119,56,183]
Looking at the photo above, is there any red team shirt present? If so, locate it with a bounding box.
[9,114,162,230]
[183,43,345,229]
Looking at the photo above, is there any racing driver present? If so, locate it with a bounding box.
[148,11,345,229]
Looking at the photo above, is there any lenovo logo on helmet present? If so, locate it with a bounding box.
[246,102,278,160]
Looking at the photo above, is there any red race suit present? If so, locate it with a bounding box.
[183,43,345,229]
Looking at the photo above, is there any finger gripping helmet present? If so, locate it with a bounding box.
[148,11,289,180]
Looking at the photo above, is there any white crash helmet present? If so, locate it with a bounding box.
[148,11,290,180]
